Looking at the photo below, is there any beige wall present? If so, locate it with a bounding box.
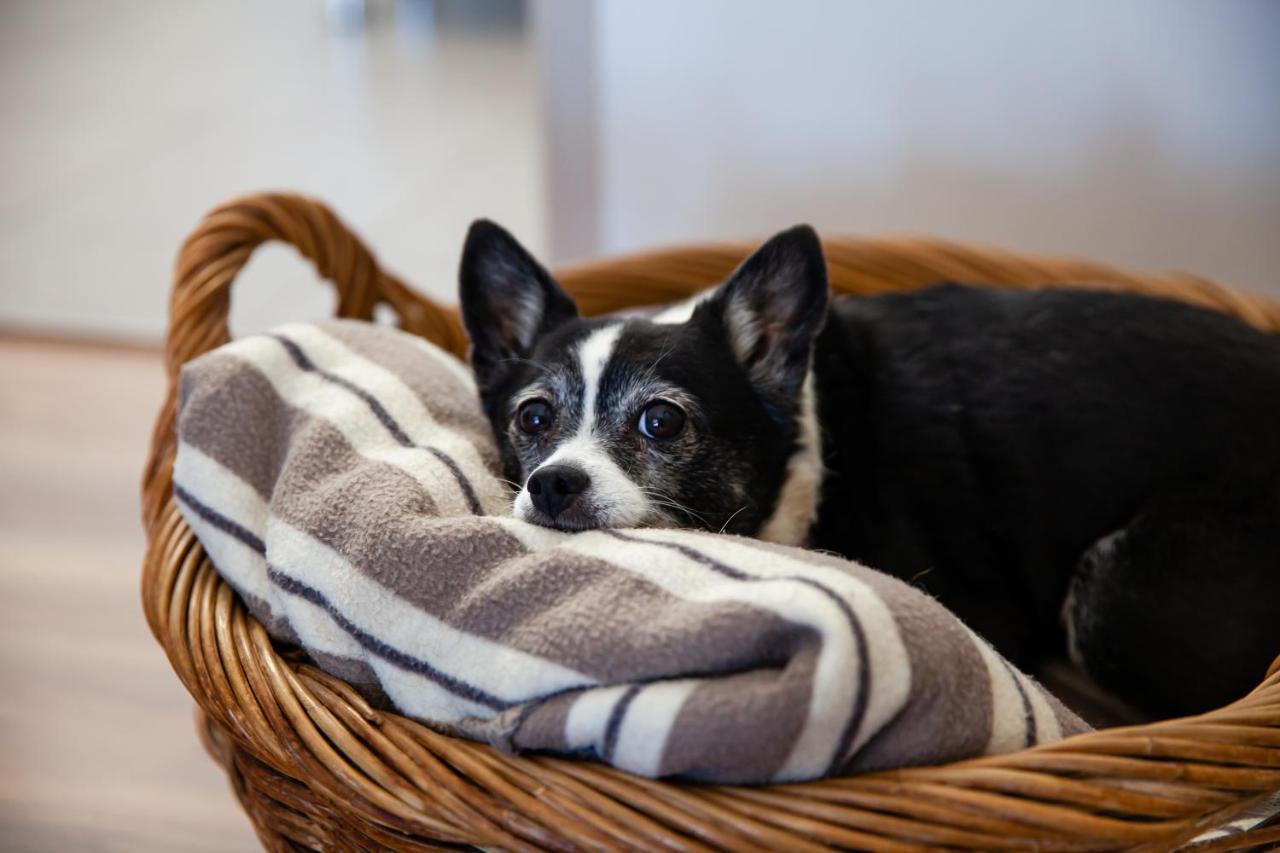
[0,0,543,343]
[3,1,1278,344]
[539,1,1280,298]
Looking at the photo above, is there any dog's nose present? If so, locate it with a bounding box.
[526,464,590,520]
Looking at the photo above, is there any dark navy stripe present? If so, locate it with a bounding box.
[266,566,508,711]
[601,685,643,763]
[173,481,266,555]
[602,530,749,581]
[174,480,505,711]
[602,530,871,776]
[273,333,415,446]
[425,447,484,516]
[804,577,872,775]
[272,333,485,515]
[999,657,1037,749]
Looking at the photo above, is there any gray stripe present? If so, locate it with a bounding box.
[226,577,299,646]
[174,319,1093,784]
[603,530,871,777]
[184,352,808,685]
[319,321,502,473]
[436,547,811,683]
[745,538,999,769]
[272,332,485,516]
[749,539,1093,760]
[267,565,508,710]
[178,472,502,709]
[840,576,994,772]
[178,350,448,521]
[658,642,821,783]
[307,648,386,693]
[457,689,573,755]
[178,352,309,501]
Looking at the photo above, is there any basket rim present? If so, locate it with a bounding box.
[140,191,1280,851]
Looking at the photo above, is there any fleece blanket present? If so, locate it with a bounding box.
[173,320,1088,784]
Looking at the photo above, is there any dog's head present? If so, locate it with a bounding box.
[458,221,829,542]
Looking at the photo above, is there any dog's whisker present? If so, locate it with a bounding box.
[643,336,679,377]
[718,505,749,535]
[637,488,714,527]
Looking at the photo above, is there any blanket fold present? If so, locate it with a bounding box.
[174,320,1087,783]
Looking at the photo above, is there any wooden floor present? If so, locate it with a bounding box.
[0,338,260,851]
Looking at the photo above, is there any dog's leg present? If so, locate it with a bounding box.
[1063,482,1280,717]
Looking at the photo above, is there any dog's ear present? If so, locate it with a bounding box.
[698,225,829,412]
[459,220,579,391]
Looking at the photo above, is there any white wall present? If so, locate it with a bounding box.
[0,0,542,342]
[543,0,1280,297]
[5,1,1278,343]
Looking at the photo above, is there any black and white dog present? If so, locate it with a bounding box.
[459,221,1280,718]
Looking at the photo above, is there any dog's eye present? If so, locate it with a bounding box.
[638,401,686,441]
[517,399,554,435]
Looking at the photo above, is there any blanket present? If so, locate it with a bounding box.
[173,320,1087,783]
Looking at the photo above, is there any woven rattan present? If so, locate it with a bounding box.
[142,192,1280,851]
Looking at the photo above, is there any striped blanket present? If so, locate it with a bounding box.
[173,320,1088,783]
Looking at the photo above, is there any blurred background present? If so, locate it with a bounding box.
[2,0,1279,344]
[1,0,1277,849]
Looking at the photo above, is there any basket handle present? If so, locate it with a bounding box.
[163,192,468,377]
[142,192,468,530]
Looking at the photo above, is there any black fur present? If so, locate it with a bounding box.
[460,222,1280,718]
[460,221,824,535]
[812,284,1280,715]
[473,311,803,535]
[459,219,579,398]
[702,224,829,420]
[1067,480,1280,715]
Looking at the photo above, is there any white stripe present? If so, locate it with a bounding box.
[174,443,363,660]
[966,627,1031,755]
[758,373,824,546]
[176,441,595,723]
[983,643,1061,746]
[1020,668,1062,743]
[266,516,595,717]
[651,289,714,324]
[574,323,623,435]
[623,529,911,777]
[517,322,651,525]
[399,325,482,391]
[174,442,272,604]
[611,680,700,776]
[489,517,572,549]
[564,685,631,751]
[273,324,510,514]
[215,334,487,516]
[175,493,272,608]
[492,520,910,781]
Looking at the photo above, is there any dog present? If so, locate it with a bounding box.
[458,220,1280,718]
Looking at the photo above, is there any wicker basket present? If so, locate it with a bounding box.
[142,193,1280,851]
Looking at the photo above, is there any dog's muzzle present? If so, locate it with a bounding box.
[526,463,591,525]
